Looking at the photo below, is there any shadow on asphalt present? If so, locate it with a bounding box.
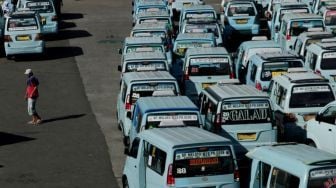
[60,13,84,20]
[0,132,35,146]
[12,46,83,61]
[59,21,77,30]
[44,30,92,41]
[41,114,86,124]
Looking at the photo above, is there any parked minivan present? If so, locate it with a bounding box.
[123,126,240,188]
[199,84,277,161]
[247,143,336,188]
[128,96,202,146]
[117,71,180,143]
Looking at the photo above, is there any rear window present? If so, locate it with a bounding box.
[185,24,219,37]
[321,52,336,70]
[308,167,336,188]
[173,146,234,177]
[188,57,231,76]
[125,61,167,72]
[146,112,199,129]
[221,100,272,124]
[139,18,170,24]
[8,17,38,31]
[185,12,216,20]
[279,8,309,22]
[26,1,54,13]
[261,61,303,81]
[290,20,324,37]
[228,3,256,16]
[138,7,167,14]
[132,31,166,38]
[289,85,335,108]
[174,41,213,56]
[130,83,177,104]
[325,11,336,26]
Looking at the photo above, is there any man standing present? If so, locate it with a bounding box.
[24,69,42,125]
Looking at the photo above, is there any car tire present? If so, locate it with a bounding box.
[123,178,129,188]
[308,141,316,148]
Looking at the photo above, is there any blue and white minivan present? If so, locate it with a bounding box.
[123,127,240,188]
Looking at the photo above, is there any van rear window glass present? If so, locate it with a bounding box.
[261,61,303,81]
[279,8,309,22]
[185,12,215,19]
[175,41,213,56]
[138,7,167,14]
[126,46,163,53]
[325,11,336,25]
[130,83,177,104]
[321,52,336,70]
[126,61,167,72]
[228,3,255,16]
[133,31,166,38]
[140,18,170,24]
[189,57,230,76]
[173,146,234,177]
[221,100,272,124]
[8,17,38,31]
[308,167,336,187]
[26,1,53,13]
[146,112,199,129]
[290,20,324,37]
[289,85,335,108]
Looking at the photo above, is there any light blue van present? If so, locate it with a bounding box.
[128,96,202,146]
[199,84,277,162]
[247,143,336,188]
[123,127,240,188]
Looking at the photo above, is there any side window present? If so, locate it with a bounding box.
[268,80,274,95]
[121,83,128,103]
[320,106,336,124]
[270,167,300,188]
[294,39,302,54]
[136,112,142,133]
[129,137,141,158]
[260,162,271,187]
[275,84,287,109]
[205,99,217,123]
[250,64,258,82]
[144,142,167,175]
[200,94,208,114]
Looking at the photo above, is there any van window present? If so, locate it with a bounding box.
[293,39,303,55]
[281,21,287,36]
[188,57,231,76]
[221,100,272,124]
[275,84,287,108]
[125,61,167,72]
[25,1,54,13]
[227,3,256,16]
[126,46,164,53]
[250,64,257,82]
[144,142,167,175]
[321,52,336,70]
[139,18,171,25]
[270,167,300,188]
[8,17,38,31]
[173,146,234,177]
[308,166,336,187]
[290,85,335,108]
[290,20,324,37]
[133,31,167,38]
[205,99,217,123]
[261,61,303,81]
[122,83,128,102]
[146,112,199,129]
[307,52,318,70]
[279,8,309,22]
[261,162,271,187]
[185,12,216,20]
[130,83,177,104]
[185,24,220,37]
[129,137,141,158]
[175,41,213,57]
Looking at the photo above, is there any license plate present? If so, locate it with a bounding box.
[237,133,256,140]
[272,71,285,77]
[16,35,30,41]
[202,82,215,88]
[236,19,248,24]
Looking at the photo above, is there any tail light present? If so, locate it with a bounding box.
[125,94,131,111]
[230,72,235,79]
[214,113,222,133]
[167,164,175,186]
[286,30,291,41]
[234,169,240,182]
[52,15,58,21]
[315,69,321,75]
[255,82,262,90]
[284,113,297,122]
[35,33,43,41]
[4,35,12,42]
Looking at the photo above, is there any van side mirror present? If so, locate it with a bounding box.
[118,49,122,54]
[118,65,122,72]
[127,111,132,119]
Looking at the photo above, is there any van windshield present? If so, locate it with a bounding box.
[228,3,256,16]
[188,57,231,76]
[126,61,167,72]
[321,52,336,70]
[261,61,303,81]
[279,8,309,22]
[130,83,177,104]
[133,31,166,39]
[290,20,324,37]
[308,167,336,187]
[139,18,170,25]
[221,100,272,124]
[26,1,54,13]
[185,12,216,20]
[126,46,163,53]
[245,48,282,63]
[289,85,335,108]
[174,41,213,56]
[173,146,234,177]
[185,24,219,37]
[8,17,38,31]
[146,112,199,129]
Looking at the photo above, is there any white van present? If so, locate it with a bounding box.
[123,127,240,188]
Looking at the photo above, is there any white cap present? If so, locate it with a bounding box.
[24,69,32,75]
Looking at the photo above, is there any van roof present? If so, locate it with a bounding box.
[124,51,166,61]
[246,143,336,176]
[175,33,214,41]
[125,36,163,45]
[123,71,176,83]
[186,47,229,56]
[205,84,268,101]
[136,96,198,113]
[282,13,322,21]
[140,127,232,150]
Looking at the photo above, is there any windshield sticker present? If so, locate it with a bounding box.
[323,52,336,58]
[147,114,198,122]
[175,150,231,160]
[186,13,214,18]
[190,57,229,63]
[310,169,336,178]
[293,86,330,93]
